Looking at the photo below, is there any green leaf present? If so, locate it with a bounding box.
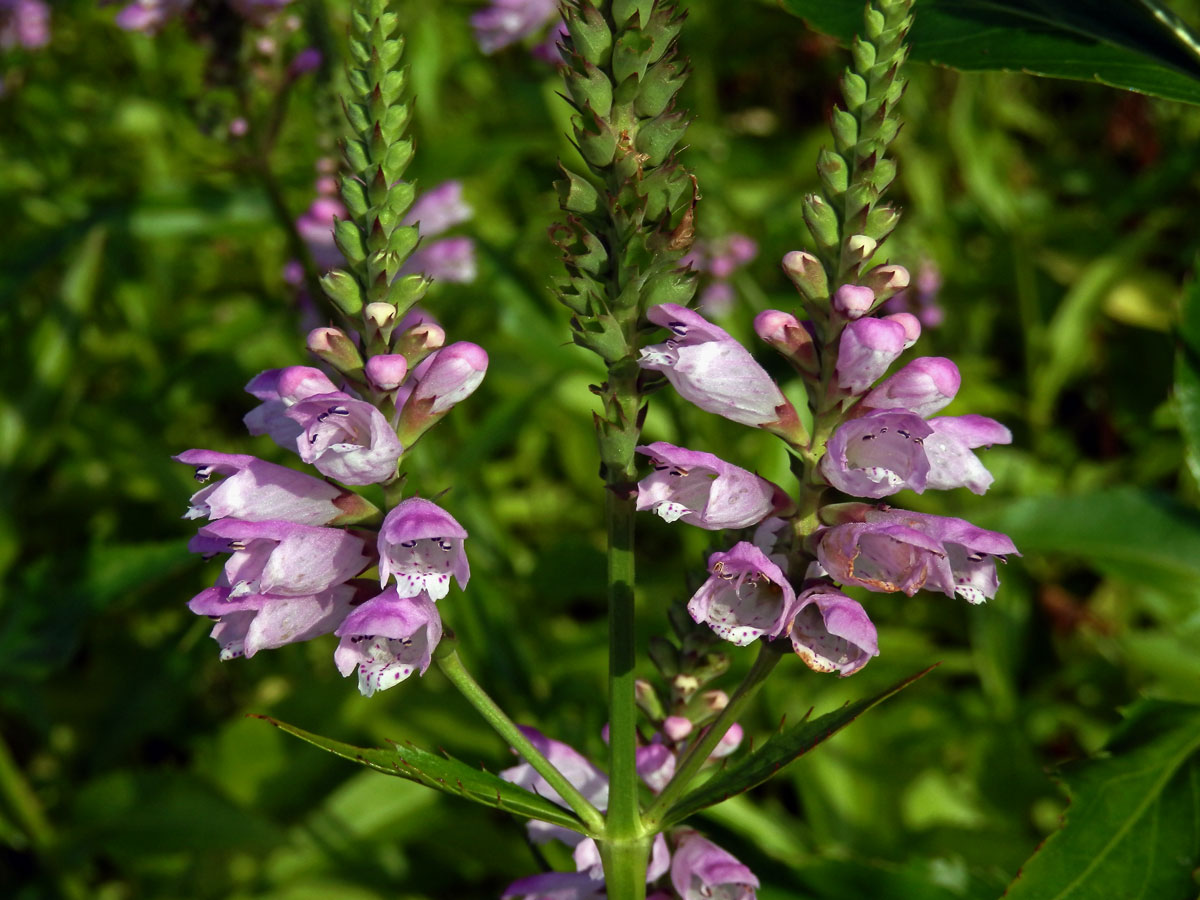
[659,666,935,827]
[978,488,1200,597]
[1176,267,1200,483]
[256,716,589,835]
[1004,699,1200,899]
[779,0,1200,106]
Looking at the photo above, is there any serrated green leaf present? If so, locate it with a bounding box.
[1004,699,1200,899]
[659,666,935,827]
[779,0,1200,106]
[1176,268,1200,483]
[256,716,590,835]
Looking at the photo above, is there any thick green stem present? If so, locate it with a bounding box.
[606,485,642,840]
[599,833,652,900]
[643,641,785,827]
[436,649,606,835]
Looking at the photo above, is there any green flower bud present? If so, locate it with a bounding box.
[334,218,368,267]
[320,269,366,317]
[802,193,840,253]
[556,167,602,214]
[566,2,612,67]
[635,59,686,119]
[817,148,849,196]
[613,0,654,27]
[635,109,688,167]
[613,28,654,84]
[577,114,619,167]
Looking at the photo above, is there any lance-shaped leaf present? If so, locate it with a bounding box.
[1003,699,1200,899]
[780,0,1200,107]
[256,716,591,835]
[658,666,934,828]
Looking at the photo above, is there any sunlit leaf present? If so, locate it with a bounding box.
[1004,699,1200,899]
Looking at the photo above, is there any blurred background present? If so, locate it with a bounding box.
[3,1,1200,897]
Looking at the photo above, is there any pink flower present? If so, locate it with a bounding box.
[175,449,376,526]
[378,498,470,600]
[333,588,443,696]
[788,584,879,676]
[670,831,759,900]
[189,582,357,660]
[687,542,796,646]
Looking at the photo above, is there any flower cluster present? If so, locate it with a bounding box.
[634,253,1016,676]
[179,348,485,695]
[501,729,758,900]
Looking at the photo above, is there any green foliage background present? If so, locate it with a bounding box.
[3,0,1200,897]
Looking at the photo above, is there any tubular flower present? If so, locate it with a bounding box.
[863,356,961,418]
[286,393,404,485]
[243,366,341,450]
[174,449,377,526]
[865,508,1018,604]
[189,582,357,660]
[670,831,759,900]
[635,442,789,530]
[639,304,795,430]
[788,584,879,676]
[395,342,489,446]
[188,519,373,598]
[819,408,934,498]
[688,542,797,646]
[922,414,1013,495]
[833,313,920,396]
[816,520,946,596]
[378,497,470,600]
[333,588,442,696]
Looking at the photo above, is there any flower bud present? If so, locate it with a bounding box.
[307,327,364,379]
[396,342,489,446]
[832,284,876,320]
[662,715,693,742]
[781,250,829,301]
[364,354,409,392]
[394,320,446,367]
[863,263,910,302]
[845,233,878,265]
[754,309,818,376]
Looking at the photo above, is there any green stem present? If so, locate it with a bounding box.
[0,734,88,900]
[598,833,651,900]
[606,485,642,840]
[436,648,606,835]
[642,641,785,828]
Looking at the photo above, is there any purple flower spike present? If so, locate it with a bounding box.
[866,508,1018,603]
[671,831,759,900]
[789,584,879,676]
[244,366,342,450]
[403,236,477,283]
[864,356,961,417]
[923,414,1012,494]
[403,180,473,237]
[378,497,469,600]
[189,582,356,660]
[286,394,404,485]
[333,588,442,696]
[189,519,372,598]
[471,0,558,54]
[832,284,876,319]
[819,409,934,498]
[174,449,376,526]
[635,442,788,530]
[834,316,911,395]
[639,304,792,429]
[688,542,796,646]
[816,520,946,595]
